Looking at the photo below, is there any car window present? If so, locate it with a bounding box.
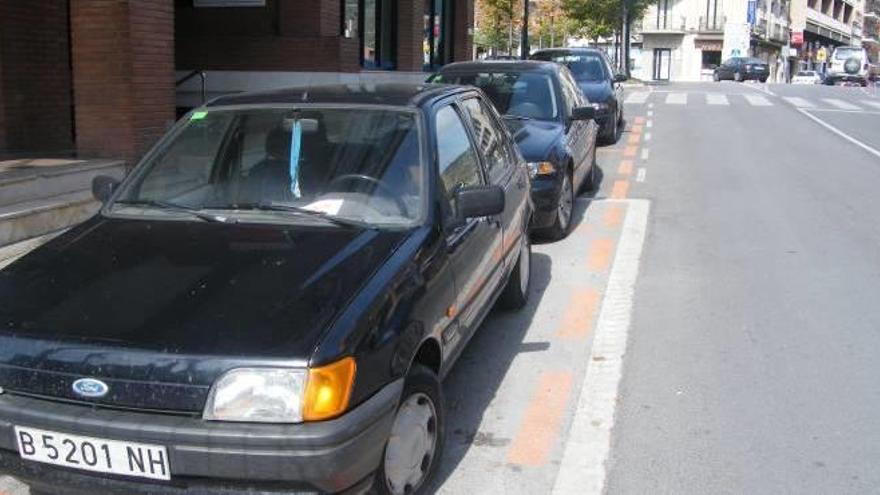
[116,107,425,227]
[833,48,863,60]
[534,52,608,82]
[435,105,483,217]
[460,97,510,183]
[433,71,560,121]
[558,67,587,108]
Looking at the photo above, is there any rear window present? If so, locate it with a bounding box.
[833,48,863,60]
[432,71,560,121]
[532,52,608,82]
[745,58,764,64]
[796,71,815,76]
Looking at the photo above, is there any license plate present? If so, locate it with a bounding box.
[15,426,170,480]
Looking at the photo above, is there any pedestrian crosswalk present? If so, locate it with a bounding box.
[624,91,880,113]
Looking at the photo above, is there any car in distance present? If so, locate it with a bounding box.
[713,57,769,82]
[792,70,823,84]
[0,83,532,495]
[530,47,626,144]
[429,61,599,240]
[826,46,874,86]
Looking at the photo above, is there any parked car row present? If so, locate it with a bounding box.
[0,50,624,495]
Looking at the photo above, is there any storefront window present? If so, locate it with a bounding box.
[359,0,396,69]
[343,0,358,39]
[701,50,722,69]
[423,0,451,70]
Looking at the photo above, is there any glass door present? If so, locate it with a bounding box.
[653,48,671,80]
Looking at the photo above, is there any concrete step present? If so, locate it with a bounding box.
[0,190,99,247]
[0,159,125,207]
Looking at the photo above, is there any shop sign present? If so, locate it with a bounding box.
[791,31,804,46]
[695,40,723,51]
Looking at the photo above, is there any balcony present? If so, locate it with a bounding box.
[641,15,688,34]
[698,15,726,32]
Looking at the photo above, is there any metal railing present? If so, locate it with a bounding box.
[175,70,207,105]
[698,15,726,31]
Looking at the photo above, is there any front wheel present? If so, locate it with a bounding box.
[541,172,573,240]
[734,71,743,82]
[759,77,768,83]
[499,233,531,309]
[713,71,720,82]
[376,365,445,495]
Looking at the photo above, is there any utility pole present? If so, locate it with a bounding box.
[521,0,531,59]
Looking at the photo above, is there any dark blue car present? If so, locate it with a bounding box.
[531,48,627,144]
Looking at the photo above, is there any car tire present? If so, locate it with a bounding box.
[499,233,531,310]
[734,71,743,82]
[601,112,620,144]
[541,171,574,240]
[713,71,720,82]
[376,365,445,495]
[759,77,768,83]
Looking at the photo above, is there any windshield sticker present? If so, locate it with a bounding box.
[190,111,208,120]
[289,119,302,198]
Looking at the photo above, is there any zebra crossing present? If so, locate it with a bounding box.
[625,91,880,113]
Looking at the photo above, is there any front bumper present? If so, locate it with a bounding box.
[0,380,403,494]
[529,175,564,230]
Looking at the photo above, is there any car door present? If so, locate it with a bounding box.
[557,68,593,191]
[719,59,732,78]
[459,94,530,268]
[433,102,503,355]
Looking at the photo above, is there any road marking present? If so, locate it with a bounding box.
[624,92,650,104]
[798,108,880,160]
[556,289,600,340]
[644,132,651,141]
[588,238,616,272]
[552,199,651,495]
[627,133,641,145]
[646,120,653,128]
[744,94,772,106]
[640,148,650,160]
[706,93,729,105]
[610,180,629,199]
[782,96,814,108]
[636,168,646,182]
[862,100,880,110]
[623,145,637,157]
[617,160,633,175]
[629,124,643,134]
[603,204,625,228]
[633,116,645,125]
[507,371,574,466]
[646,110,654,117]
[648,103,654,109]
[665,93,687,105]
[823,98,859,110]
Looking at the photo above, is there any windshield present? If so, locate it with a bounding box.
[534,53,608,82]
[745,58,765,64]
[112,107,425,228]
[432,71,559,120]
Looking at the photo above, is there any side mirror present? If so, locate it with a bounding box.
[92,175,120,203]
[614,73,628,83]
[456,185,505,219]
[570,106,596,121]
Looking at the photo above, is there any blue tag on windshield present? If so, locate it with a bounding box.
[289,120,302,198]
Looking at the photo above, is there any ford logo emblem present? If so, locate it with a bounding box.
[72,378,109,398]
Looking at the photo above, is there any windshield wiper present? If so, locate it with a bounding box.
[240,202,374,230]
[114,199,229,223]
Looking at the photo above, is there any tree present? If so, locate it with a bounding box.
[476,0,521,55]
[563,0,655,76]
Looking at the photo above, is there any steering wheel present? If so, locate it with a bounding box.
[327,174,410,217]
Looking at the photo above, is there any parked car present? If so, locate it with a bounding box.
[713,57,769,82]
[429,61,599,239]
[0,83,533,495]
[792,70,823,84]
[530,47,626,144]
[826,46,874,86]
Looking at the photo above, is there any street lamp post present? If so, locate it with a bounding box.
[521,0,531,59]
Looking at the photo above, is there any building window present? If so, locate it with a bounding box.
[348,0,396,69]
[424,0,453,70]
[701,50,721,69]
[657,0,669,29]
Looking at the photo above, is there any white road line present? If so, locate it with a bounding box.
[782,96,814,108]
[648,103,655,108]
[552,199,650,495]
[862,100,880,110]
[798,108,880,160]
[823,98,860,110]
[706,94,729,105]
[636,168,646,182]
[647,110,654,117]
[646,120,653,128]
[640,148,650,160]
[644,132,652,141]
[625,92,650,104]
[665,93,687,105]
[744,94,773,106]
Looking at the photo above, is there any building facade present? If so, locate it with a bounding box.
[636,0,795,81]
[0,0,475,162]
[789,0,866,72]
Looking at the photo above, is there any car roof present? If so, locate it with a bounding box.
[439,60,560,74]
[532,47,607,56]
[206,83,466,109]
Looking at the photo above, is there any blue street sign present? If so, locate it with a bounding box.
[747,0,757,25]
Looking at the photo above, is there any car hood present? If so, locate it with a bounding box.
[504,118,564,162]
[576,80,613,104]
[0,216,408,411]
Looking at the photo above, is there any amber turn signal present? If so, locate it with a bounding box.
[302,357,356,421]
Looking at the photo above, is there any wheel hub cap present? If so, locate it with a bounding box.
[558,176,573,227]
[384,393,437,495]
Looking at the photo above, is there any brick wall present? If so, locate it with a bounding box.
[453,0,475,62]
[397,0,425,71]
[0,0,74,154]
[71,0,175,163]
[176,0,359,72]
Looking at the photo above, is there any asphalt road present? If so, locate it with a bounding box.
[3,81,880,494]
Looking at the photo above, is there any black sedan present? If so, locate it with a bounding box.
[531,47,627,143]
[430,61,599,240]
[713,57,769,82]
[0,83,532,495]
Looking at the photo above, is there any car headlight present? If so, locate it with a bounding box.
[527,161,556,178]
[203,357,356,423]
